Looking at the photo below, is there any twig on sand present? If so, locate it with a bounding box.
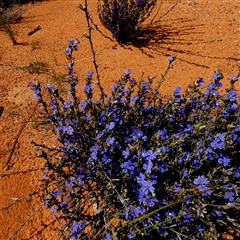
[0,167,44,177]
[0,189,40,211]
[0,63,28,71]
[4,103,39,171]
[5,122,28,170]
[28,25,41,36]
[7,203,44,240]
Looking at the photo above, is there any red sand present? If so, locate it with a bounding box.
[0,0,239,239]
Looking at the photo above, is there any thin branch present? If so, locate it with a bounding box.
[168,228,193,240]
[79,1,105,102]
[0,168,44,177]
[5,122,28,170]
[5,102,39,170]
[28,25,41,36]
[0,189,40,211]
[146,0,181,29]
[7,203,44,240]
[0,63,28,71]
[89,17,114,42]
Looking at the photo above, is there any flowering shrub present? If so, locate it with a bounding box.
[97,0,158,43]
[1,0,35,8]
[30,36,240,239]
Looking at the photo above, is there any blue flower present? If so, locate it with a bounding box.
[77,174,85,185]
[195,225,205,233]
[146,150,158,161]
[130,96,138,103]
[60,201,68,210]
[183,171,189,178]
[122,147,130,159]
[212,71,223,81]
[178,152,190,165]
[226,90,237,102]
[212,89,219,96]
[70,221,86,239]
[123,68,132,75]
[129,77,136,85]
[193,176,212,196]
[224,191,235,202]
[205,147,214,160]
[158,226,168,235]
[68,69,74,77]
[210,133,225,150]
[104,232,112,240]
[143,160,153,174]
[230,74,238,82]
[82,84,92,93]
[66,177,75,187]
[51,189,61,197]
[32,86,41,101]
[64,101,73,109]
[212,210,222,218]
[96,131,104,139]
[132,129,143,139]
[106,122,115,131]
[207,83,215,90]
[222,104,237,118]
[102,154,111,164]
[44,200,50,207]
[121,159,135,173]
[173,183,182,192]
[157,130,169,140]
[183,194,192,204]
[183,212,194,223]
[137,174,155,195]
[223,183,233,190]
[106,137,115,145]
[70,81,77,88]
[127,233,136,239]
[198,185,212,197]
[217,154,230,167]
[141,81,148,88]
[168,56,175,63]
[193,176,210,185]
[64,47,71,55]
[83,115,90,121]
[66,63,72,69]
[173,87,182,95]
[80,100,89,110]
[90,144,98,153]
[50,99,57,111]
[157,160,168,173]
[160,146,168,153]
[165,210,176,221]
[136,0,145,6]
[68,39,80,51]
[50,206,58,215]
[61,126,74,135]
[134,205,146,217]
[234,166,240,178]
[86,71,94,76]
[143,196,158,207]
[195,77,204,86]
[68,39,75,47]
[46,83,57,91]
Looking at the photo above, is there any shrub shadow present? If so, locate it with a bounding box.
[122,17,240,68]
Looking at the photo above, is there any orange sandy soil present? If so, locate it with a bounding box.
[0,0,239,239]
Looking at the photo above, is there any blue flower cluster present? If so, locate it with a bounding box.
[30,40,240,239]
